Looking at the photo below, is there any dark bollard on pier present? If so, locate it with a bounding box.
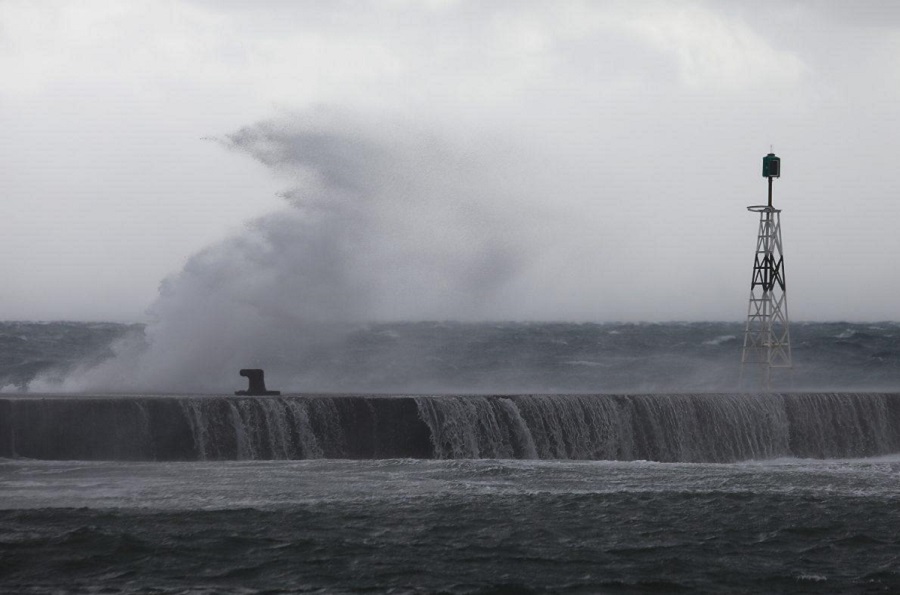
[235,369,280,396]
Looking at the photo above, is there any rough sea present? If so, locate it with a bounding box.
[2,321,900,593]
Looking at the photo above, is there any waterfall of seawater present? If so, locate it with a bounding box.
[2,393,899,462]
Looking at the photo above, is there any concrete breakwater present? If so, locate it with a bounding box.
[2,393,900,462]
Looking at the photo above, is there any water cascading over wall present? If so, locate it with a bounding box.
[2,393,899,462]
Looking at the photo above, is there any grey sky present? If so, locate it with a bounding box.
[3,0,900,322]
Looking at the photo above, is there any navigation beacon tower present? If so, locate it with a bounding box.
[740,152,792,390]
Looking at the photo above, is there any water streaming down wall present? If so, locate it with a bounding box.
[1,393,899,462]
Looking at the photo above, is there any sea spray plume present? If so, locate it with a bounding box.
[28,211,370,393]
[30,114,525,393]
[224,116,527,315]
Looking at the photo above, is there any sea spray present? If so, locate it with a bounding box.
[28,114,528,394]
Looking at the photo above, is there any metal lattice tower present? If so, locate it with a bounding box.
[741,153,792,390]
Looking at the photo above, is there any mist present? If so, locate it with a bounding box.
[29,112,558,392]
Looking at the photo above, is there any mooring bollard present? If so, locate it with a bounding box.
[235,369,281,396]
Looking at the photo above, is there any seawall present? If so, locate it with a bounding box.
[2,393,899,462]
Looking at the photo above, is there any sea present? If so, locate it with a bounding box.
[2,320,900,593]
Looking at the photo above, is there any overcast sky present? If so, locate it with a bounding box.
[3,0,900,322]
